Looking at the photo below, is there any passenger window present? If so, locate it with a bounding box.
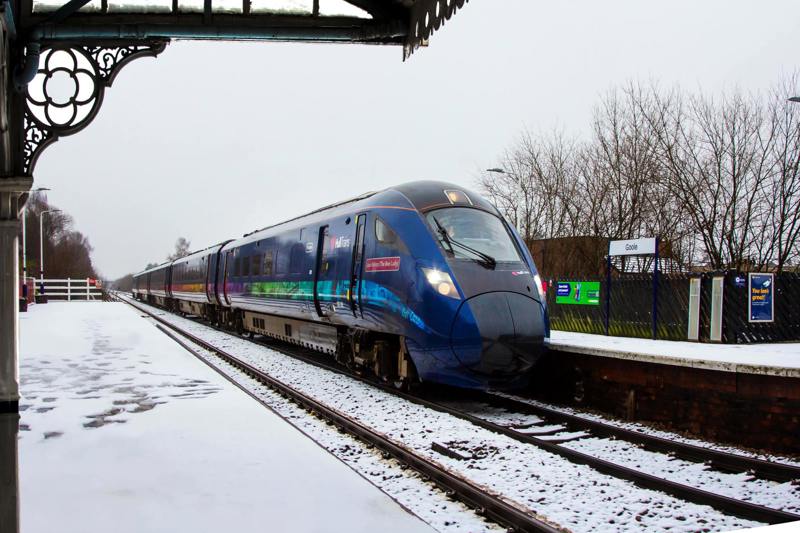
[252,254,262,276]
[275,249,289,275]
[234,257,241,277]
[263,251,274,276]
[289,243,306,275]
[375,218,397,244]
[243,255,251,277]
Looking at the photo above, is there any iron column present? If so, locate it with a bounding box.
[0,179,32,415]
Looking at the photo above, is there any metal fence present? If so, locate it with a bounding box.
[546,271,800,343]
[34,278,104,301]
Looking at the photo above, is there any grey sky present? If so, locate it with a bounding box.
[33,0,800,280]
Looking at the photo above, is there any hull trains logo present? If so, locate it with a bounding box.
[365,256,401,272]
[511,270,529,276]
[328,236,352,250]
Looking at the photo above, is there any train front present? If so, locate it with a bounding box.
[395,182,549,390]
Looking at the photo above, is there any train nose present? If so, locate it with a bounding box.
[451,292,546,375]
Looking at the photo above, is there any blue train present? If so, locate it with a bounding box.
[133,181,549,390]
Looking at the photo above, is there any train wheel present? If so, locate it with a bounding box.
[392,378,409,391]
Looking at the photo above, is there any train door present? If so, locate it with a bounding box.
[222,251,233,306]
[204,255,214,303]
[349,214,367,317]
[313,225,330,318]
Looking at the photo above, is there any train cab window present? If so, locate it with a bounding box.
[375,218,397,244]
[263,251,274,276]
[426,207,524,263]
[252,254,262,277]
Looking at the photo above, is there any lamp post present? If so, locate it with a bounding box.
[38,209,60,289]
[789,97,800,103]
[21,188,50,293]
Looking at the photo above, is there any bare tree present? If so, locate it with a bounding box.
[645,84,773,269]
[19,193,97,279]
[167,237,191,260]
[482,75,800,273]
[755,76,800,271]
[479,130,581,246]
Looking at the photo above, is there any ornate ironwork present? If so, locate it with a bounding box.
[22,40,167,174]
[404,0,468,60]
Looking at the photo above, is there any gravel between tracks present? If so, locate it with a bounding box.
[447,401,800,513]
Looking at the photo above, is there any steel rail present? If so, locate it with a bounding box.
[120,295,800,525]
[120,297,562,533]
[254,341,800,525]
[482,392,800,483]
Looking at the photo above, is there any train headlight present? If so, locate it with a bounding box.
[533,274,544,301]
[421,268,460,300]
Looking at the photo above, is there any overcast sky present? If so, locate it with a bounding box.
[33,0,800,279]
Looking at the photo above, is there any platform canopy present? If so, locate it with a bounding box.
[12,0,470,58]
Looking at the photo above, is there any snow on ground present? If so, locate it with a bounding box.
[548,331,800,377]
[129,297,767,533]
[17,301,440,533]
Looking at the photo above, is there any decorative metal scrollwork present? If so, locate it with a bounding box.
[404,0,468,60]
[23,41,168,174]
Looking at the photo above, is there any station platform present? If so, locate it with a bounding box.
[538,331,800,454]
[548,330,800,378]
[13,301,434,533]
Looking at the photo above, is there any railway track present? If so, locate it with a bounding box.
[469,391,800,483]
[117,295,561,533]
[119,294,800,528]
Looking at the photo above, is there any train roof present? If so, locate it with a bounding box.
[134,181,501,265]
[134,260,173,278]
[232,181,497,247]
[393,181,497,214]
[170,241,232,265]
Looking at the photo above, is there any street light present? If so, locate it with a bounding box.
[21,187,50,285]
[39,208,61,283]
[789,97,800,103]
[486,168,506,174]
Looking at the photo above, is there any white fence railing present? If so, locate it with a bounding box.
[35,278,103,301]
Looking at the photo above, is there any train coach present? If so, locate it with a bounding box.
[133,181,549,390]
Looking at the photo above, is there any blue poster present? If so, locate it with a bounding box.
[748,273,774,323]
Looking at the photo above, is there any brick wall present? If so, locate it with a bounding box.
[530,351,800,454]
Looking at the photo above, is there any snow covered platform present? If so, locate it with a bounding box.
[15,301,434,533]
[548,330,800,378]
[540,331,800,453]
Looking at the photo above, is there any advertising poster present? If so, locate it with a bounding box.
[556,281,600,306]
[748,273,774,323]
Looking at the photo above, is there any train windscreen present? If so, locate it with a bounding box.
[425,208,523,264]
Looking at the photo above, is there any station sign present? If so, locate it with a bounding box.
[555,281,600,306]
[748,273,774,323]
[608,238,657,256]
